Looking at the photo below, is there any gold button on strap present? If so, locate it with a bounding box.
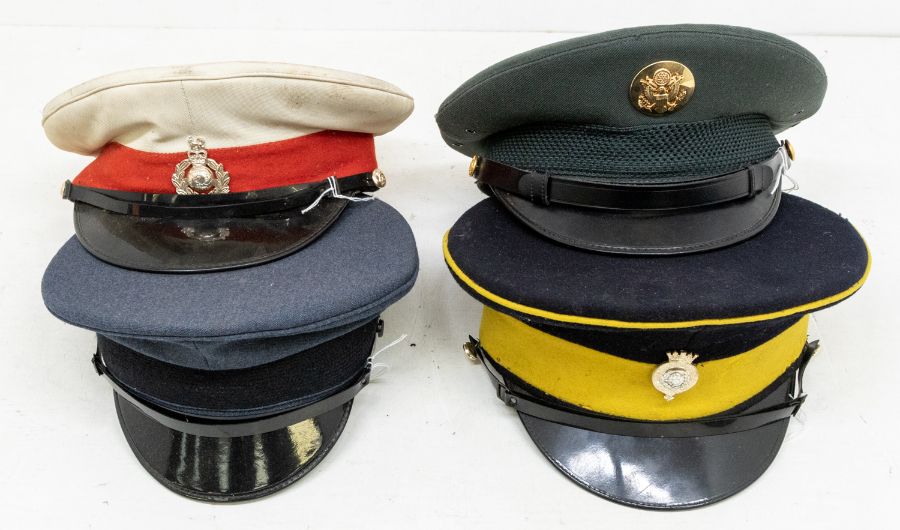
[463,341,479,362]
[783,139,796,161]
[468,155,482,177]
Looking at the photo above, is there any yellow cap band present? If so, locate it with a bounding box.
[479,307,809,421]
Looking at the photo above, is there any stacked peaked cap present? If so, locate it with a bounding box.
[439,25,870,509]
[41,62,418,501]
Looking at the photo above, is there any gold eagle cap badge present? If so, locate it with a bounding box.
[630,61,695,115]
[172,136,230,195]
[652,351,700,401]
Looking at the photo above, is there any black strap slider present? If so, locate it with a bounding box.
[748,162,777,197]
[497,384,518,407]
[748,165,761,197]
[790,394,808,417]
[793,340,820,400]
[518,172,551,205]
[61,180,73,201]
[90,351,104,376]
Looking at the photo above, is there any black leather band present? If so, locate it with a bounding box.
[471,338,818,438]
[91,352,369,437]
[474,146,789,211]
[64,172,380,219]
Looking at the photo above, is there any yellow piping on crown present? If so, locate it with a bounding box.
[443,231,870,329]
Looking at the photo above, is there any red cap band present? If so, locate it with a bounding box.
[72,130,377,193]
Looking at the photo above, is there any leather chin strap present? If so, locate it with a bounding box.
[473,145,790,211]
[91,351,370,438]
[63,171,381,219]
[470,337,818,438]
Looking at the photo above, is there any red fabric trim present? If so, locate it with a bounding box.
[72,130,377,193]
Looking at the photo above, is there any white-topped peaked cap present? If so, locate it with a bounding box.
[43,62,415,155]
[42,62,415,273]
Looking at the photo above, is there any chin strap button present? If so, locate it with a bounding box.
[463,341,479,362]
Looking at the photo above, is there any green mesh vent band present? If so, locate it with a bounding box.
[484,114,779,184]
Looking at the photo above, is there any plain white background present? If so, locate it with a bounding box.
[1,1,898,528]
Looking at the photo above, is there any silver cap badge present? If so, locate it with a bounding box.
[172,136,230,195]
[651,351,699,401]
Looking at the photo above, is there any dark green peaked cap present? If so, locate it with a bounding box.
[437,24,826,157]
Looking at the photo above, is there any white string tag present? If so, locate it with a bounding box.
[368,333,408,380]
[781,172,799,194]
[301,176,374,214]
[770,145,798,195]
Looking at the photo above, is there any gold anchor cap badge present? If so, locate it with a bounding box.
[172,136,230,195]
[652,351,700,401]
[630,61,695,115]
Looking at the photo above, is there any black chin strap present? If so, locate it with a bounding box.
[468,338,818,438]
[91,351,370,438]
[471,143,791,211]
[64,171,381,219]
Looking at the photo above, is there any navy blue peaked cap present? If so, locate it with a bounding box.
[445,194,868,328]
[42,199,418,502]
